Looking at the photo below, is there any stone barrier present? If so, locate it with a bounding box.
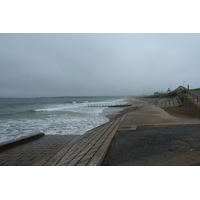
[0,132,45,152]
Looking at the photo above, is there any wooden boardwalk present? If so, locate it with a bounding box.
[53,117,122,166]
[0,116,124,166]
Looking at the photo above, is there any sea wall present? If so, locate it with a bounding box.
[183,93,200,118]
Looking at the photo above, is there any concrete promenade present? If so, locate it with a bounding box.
[102,99,200,166]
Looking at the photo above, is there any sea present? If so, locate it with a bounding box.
[0,96,127,143]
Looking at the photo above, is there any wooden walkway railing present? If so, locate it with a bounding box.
[157,86,185,108]
[187,91,200,102]
[157,86,200,107]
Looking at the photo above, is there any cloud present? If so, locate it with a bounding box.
[0,33,200,97]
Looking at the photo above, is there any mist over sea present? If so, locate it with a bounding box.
[0,97,127,143]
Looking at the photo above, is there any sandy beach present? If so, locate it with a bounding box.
[102,97,146,121]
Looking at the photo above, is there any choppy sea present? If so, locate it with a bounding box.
[0,97,127,143]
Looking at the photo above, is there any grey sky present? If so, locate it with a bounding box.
[0,33,200,97]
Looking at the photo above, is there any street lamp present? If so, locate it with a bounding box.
[183,81,186,87]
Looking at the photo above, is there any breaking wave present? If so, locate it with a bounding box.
[0,97,127,143]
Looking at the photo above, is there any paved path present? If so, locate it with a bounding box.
[0,135,80,166]
[0,117,123,166]
[121,102,200,126]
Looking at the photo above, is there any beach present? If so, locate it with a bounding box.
[102,97,144,121]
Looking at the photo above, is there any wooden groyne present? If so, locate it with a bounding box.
[86,104,132,108]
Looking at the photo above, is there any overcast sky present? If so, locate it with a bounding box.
[0,33,200,97]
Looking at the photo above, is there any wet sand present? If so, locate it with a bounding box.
[102,97,146,121]
[103,107,132,121]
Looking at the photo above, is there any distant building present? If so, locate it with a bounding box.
[154,91,163,95]
[166,88,171,93]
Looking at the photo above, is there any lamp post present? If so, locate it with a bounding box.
[183,81,186,87]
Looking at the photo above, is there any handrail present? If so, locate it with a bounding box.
[171,85,200,103]
[158,86,200,106]
[187,90,200,103]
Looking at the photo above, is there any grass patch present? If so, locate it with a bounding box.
[190,88,200,91]
[146,93,168,98]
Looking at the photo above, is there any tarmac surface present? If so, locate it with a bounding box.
[102,124,200,166]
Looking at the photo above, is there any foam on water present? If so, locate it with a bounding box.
[0,97,127,143]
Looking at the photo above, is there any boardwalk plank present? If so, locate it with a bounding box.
[55,118,121,166]
[78,152,95,163]
[56,120,116,166]
[87,117,121,166]
[76,159,90,166]
[44,136,80,166]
